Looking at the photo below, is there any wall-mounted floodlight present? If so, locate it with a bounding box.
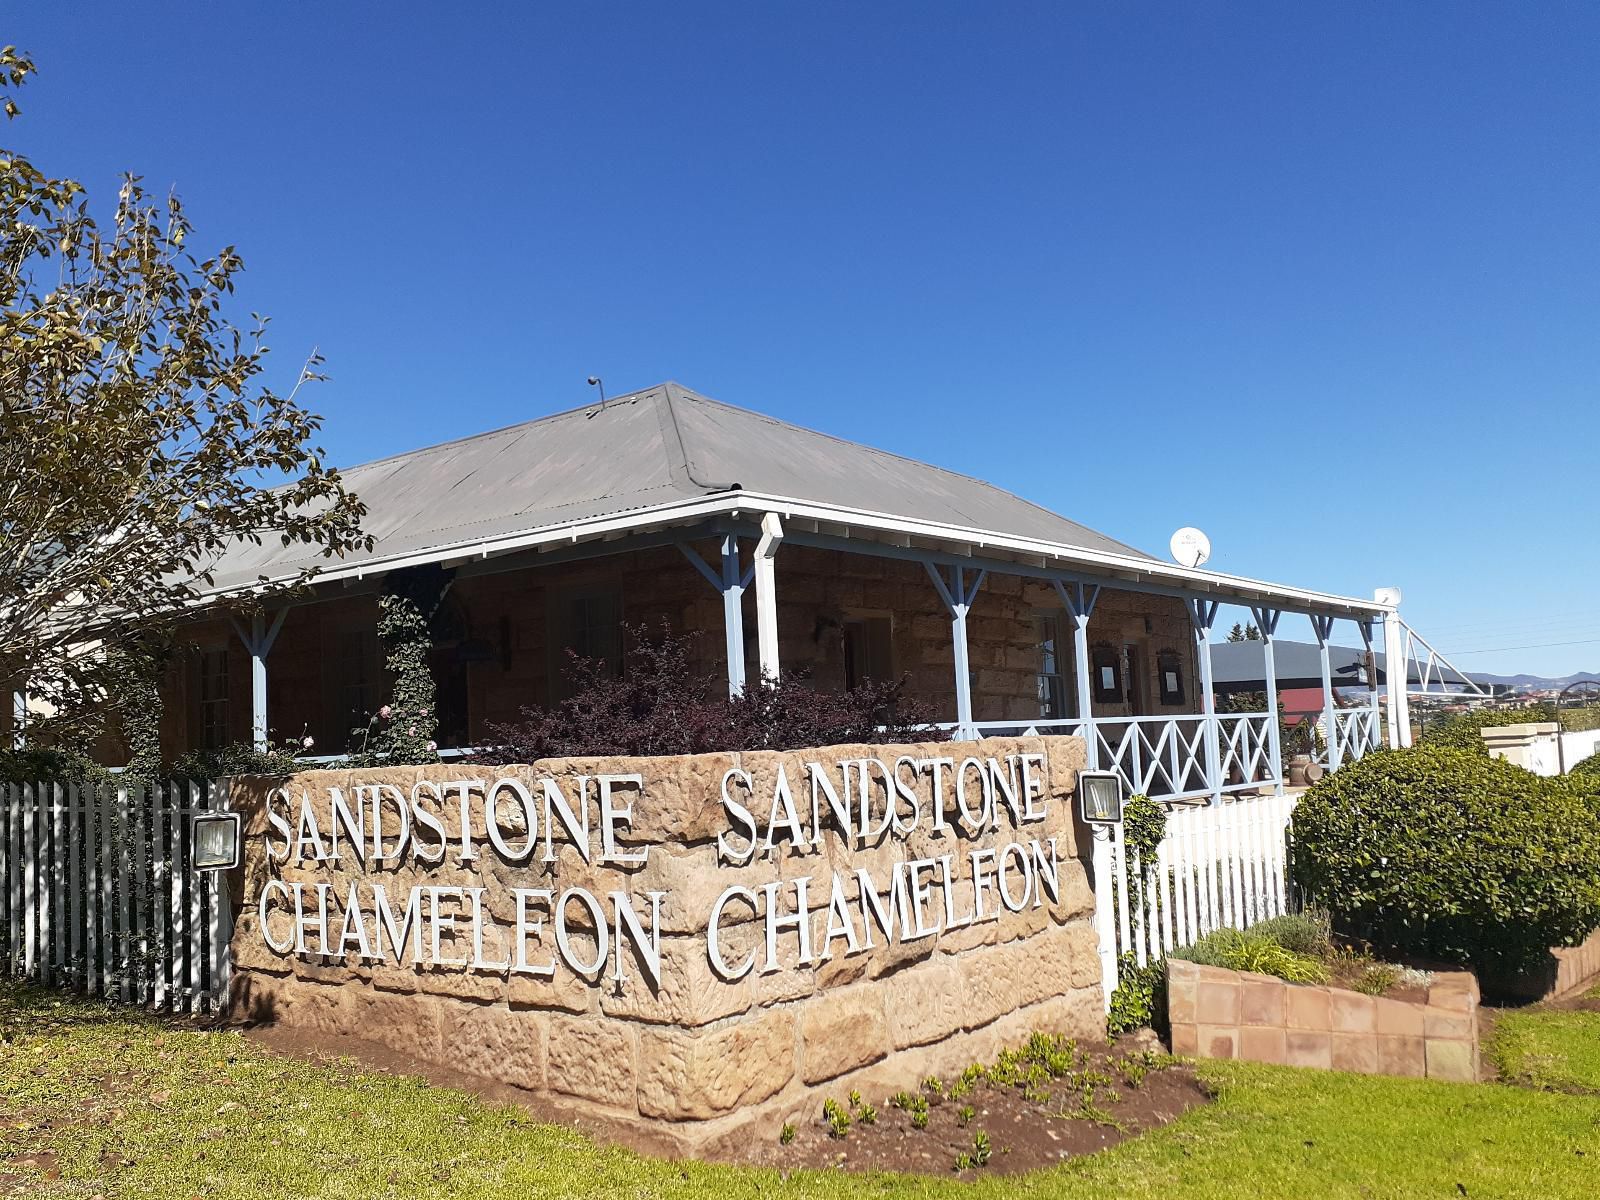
[192,811,242,871]
[1077,770,1126,824]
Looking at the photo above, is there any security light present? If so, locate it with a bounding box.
[192,811,242,871]
[1077,771,1125,825]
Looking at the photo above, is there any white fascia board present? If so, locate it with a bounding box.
[194,489,1390,618]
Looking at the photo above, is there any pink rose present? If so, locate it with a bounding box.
[426,740,437,752]
[379,705,392,720]
[407,725,416,735]
[301,736,315,749]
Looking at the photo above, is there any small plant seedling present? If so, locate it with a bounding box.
[822,1097,852,1139]
[957,1104,975,1126]
[847,1089,862,1109]
[922,1074,945,1100]
[970,1131,992,1166]
[779,1122,796,1145]
[857,1102,878,1126]
[911,1108,929,1131]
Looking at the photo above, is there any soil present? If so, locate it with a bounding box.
[241,1023,1210,1177]
[1324,959,1428,1006]
[746,1037,1211,1178]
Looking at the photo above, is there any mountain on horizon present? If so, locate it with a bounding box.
[1466,669,1600,689]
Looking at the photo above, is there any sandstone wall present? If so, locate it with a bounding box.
[1167,958,1479,1083]
[227,735,1103,1155]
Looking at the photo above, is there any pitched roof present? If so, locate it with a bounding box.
[203,382,1154,593]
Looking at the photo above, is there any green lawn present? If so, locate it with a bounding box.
[3,983,1599,1199]
[1489,1007,1600,1094]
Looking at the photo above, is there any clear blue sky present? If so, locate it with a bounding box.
[9,4,1598,676]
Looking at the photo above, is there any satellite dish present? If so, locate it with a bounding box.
[1169,527,1211,569]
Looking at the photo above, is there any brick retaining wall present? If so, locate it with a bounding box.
[1167,958,1478,1083]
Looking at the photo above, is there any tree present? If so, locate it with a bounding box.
[0,48,369,731]
[1226,622,1261,642]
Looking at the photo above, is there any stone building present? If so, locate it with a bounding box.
[143,382,1391,801]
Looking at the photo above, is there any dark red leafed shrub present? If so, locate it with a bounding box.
[473,625,948,764]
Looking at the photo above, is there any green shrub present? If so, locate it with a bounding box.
[1106,953,1166,1035]
[168,740,312,780]
[1248,910,1332,958]
[1292,745,1600,970]
[0,747,111,785]
[1571,752,1600,779]
[1417,704,1555,753]
[1170,928,1328,984]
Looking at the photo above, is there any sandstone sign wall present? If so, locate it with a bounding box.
[228,736,1102,1154]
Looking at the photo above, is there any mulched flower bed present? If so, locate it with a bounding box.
[753,1033,1210,1177]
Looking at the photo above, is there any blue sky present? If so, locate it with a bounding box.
[9,3,1598,676]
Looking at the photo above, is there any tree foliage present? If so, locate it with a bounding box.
[0,47,368,726]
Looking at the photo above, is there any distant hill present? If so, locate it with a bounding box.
[1466,669,1600,689]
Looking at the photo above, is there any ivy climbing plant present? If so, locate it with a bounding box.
[352,565,451,765]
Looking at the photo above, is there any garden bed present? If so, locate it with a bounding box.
[748,1034,1210,1176]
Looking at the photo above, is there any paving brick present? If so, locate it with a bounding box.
[1375,997,1426,1037]
[1425,1038,1477,1083]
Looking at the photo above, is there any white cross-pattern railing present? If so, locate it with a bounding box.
[1216,712,1273,794]
[0,779,231,1013]
[1331,708,1381,766]
[1091,790,1300,1005]
[1093,715,1211,801]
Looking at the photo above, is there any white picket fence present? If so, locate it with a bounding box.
[1092,790,1300,1004]
[0,779,232,1012]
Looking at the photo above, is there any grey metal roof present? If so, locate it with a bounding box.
[1210,639,1478,692]
[202,382,1155,593]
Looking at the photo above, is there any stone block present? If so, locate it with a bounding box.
[598,936,753,1027]
[1287,986,1331,1031]
[1330,991,1377,1034]
[1286,1030,1331,1070]
[1425,1037,1477,1083]
[1239,1024,1287,1065]
[884,958,966,1049]
[1197,1025,1238,1060]
[1168,966,1198,1026]
[1423,1008,1474,1040]
[799,987,889,1083]
[1378,1035,1426,1078]
[446,1002,546,1091]
[546,1016,636,1107]
[1197,978,1241,1026]
[1241,977,1286,1027]
[636,1010,795,1120]
[1427,974,1478,1013]
[1170,1022,1199,1056]
[1375,997,1426,1037]
[1331,1032,1380,1075]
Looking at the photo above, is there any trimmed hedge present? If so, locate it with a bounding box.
[1292,745,1600,970]
[1417,704,1555,753]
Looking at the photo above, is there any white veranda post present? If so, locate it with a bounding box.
[1309,613,1339,769]
[1249,606,1285,793]
[924,563,986,739]
[232,609,289,751]
[753,513,784,682]
[1380,594,1411,748]
[1052,580,1100,768]
[1186,598,1222,803]
[677,534,753,697]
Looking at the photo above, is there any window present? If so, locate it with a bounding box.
[1157,649,1186,706]
[551,588,622,698]
[1091,642,1123,704]
[842,614,894,690]
[198,648,230,750]
[1035,613,1070,718]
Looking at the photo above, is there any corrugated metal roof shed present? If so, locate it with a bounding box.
[203,382,1154,593]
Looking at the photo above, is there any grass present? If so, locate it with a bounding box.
[3,983,1600,1199]
[1489,1009,1600,1094]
